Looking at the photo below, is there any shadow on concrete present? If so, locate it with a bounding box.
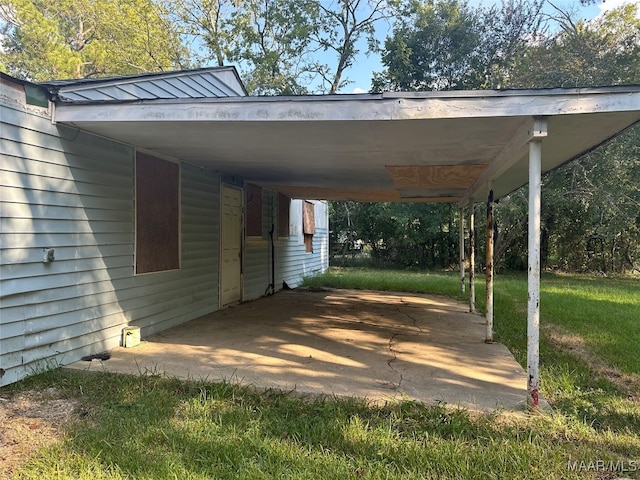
[65,289,530,412]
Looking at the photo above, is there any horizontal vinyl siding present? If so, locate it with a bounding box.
[0,98,134,385]
[278,200,329,287]
[1,96,220,386]
[243,199,329,301]
[242,188,275,301]
[243,243,270,301]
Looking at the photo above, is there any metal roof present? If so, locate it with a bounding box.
[38,67,247,102]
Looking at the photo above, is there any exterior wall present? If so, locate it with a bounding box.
[0,77,329,387]
[243,197,329,301]
[0,82,221,386]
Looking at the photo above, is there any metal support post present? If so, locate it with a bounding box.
[527,139,542,410]
[459,206,465,294]
[468,200,476,313]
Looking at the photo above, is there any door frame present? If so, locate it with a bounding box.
[219,182,244,308]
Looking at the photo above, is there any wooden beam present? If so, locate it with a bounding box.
[270,186,402,202]
[267,186,459,203]
[460,117,547,206]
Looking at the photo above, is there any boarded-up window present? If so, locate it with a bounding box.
[246,183,263,237]
[135,152,180,274]
[278,193,290,238]
[303,201,315,253]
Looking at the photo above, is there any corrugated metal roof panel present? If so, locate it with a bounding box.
[189,73,221,97]
[171,77,206,97]
[63,88,119,102]
[38,67,247,103]
[137,79,184,98]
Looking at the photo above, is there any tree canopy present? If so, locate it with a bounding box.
[1,0,638,272]
[331,1,640,274]
[166,0,397,94]
[0,0,188,81]
[372,0,544,91]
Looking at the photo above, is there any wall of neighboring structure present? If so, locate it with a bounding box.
[0,77,329,387]
[0,79,221,387]
[243,197,329,301]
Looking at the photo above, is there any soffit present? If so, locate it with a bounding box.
[53,86,640,202]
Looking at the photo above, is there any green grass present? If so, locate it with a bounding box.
[7,369,640,480]
[4,268,640,479]
[303,267,469,300]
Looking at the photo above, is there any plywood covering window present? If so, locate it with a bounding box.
[278,193,290,238]
[135,152,180,274]
[246,183,263,237]
[303,201,315,253]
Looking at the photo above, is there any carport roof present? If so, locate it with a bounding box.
[52,83,640,203]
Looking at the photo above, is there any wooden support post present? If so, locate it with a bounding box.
[468,200,476,313]
[459,206,465,294]
[485,189,494,343]
[527,139,542,410]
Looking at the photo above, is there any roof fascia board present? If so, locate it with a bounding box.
[382,85,640,98]
[53,88,640,124]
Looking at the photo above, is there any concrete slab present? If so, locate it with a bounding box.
[65,289,531,412]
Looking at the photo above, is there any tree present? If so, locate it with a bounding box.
[0,0,188,81]
[165,0,241,68]
[509,2,640,88]
[167,0,319,95]
[312,0,397,94]
[168,0,395,94]
[372,0,544,92]
[364,1,640,273]
[230,0,320,95]
[350,0,544,270]
[503,4,640,273]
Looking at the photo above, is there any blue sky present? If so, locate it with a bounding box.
[343,0,638,93]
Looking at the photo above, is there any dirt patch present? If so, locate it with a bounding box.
[0,388,78,478]
[543,323,640,401]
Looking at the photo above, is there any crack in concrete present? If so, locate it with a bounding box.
[397,301,424,333]
[386,333,403,391]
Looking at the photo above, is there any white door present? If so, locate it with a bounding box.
[221,185,242,306]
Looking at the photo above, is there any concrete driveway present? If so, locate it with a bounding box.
[66,289,530,412]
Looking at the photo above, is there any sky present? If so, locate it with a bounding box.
[344,0,640,93]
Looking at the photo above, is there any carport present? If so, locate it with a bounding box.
[55,81,640,409]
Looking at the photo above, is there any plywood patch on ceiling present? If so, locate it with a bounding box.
[386,165,487,189]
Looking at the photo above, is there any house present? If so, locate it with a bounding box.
[0,68,329,387]
[1,68,639,408]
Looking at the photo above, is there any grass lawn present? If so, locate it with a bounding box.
[2,268,639,479]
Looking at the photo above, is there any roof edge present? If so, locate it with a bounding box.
[48,83,640,107]
[1,72,52,107]
[36,66,247,95]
